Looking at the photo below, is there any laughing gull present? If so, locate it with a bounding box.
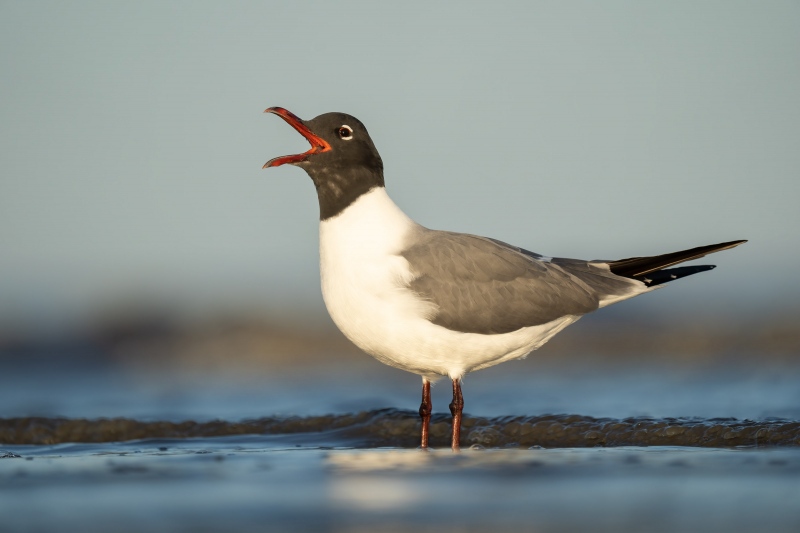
[263,107,745,450]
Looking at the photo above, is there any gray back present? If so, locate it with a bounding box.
[401,230,636,335]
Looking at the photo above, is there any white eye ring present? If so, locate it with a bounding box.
[337,125,353,140]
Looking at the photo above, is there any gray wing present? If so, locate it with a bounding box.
[401,229,638,335]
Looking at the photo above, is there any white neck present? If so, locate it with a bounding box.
[319,187,418,257]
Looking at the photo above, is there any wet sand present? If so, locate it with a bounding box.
[2,410,799,448]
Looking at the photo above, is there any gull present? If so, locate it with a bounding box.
[263,107,745,450]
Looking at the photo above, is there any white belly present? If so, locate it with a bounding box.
[319,188,580,380]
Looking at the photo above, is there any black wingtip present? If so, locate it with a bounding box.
[639,264,716,287]
[609,239,747,279]
[723,239,748,249]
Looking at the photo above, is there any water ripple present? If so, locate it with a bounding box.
[2,409,798,448]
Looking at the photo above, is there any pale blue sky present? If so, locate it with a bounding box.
[1,1,798,329]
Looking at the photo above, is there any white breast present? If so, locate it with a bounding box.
[319,188,430,358]
[319,187,580,380]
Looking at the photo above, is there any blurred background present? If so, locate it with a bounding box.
[1,1,798,422]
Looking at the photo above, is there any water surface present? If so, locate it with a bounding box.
[2,346,799,532]
[3,442,799,533]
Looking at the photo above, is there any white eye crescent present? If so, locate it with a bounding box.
[337,125,353,140]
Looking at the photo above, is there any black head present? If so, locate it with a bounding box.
[264,107,385,220]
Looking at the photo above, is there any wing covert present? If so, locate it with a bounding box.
[401,230,623,334]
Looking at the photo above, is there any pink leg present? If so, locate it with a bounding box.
[419,379,432,449]
[449,378,464,451]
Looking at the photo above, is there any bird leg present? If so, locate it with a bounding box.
[449,378,464,451]
[419,379,432,449]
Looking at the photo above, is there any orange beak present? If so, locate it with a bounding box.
[263,107,332,168]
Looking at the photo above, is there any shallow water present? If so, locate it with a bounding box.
[3,351,800,422]
[3,443,800,533]
[2,351,800,531]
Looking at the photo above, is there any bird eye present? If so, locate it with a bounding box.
[337,125,353,140]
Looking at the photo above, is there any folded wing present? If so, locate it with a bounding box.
[401,230,641,335]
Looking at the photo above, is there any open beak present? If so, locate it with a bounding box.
[263,107,332,168]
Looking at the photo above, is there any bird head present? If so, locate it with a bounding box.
[263,107,385,219]
[263,107,382,175]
